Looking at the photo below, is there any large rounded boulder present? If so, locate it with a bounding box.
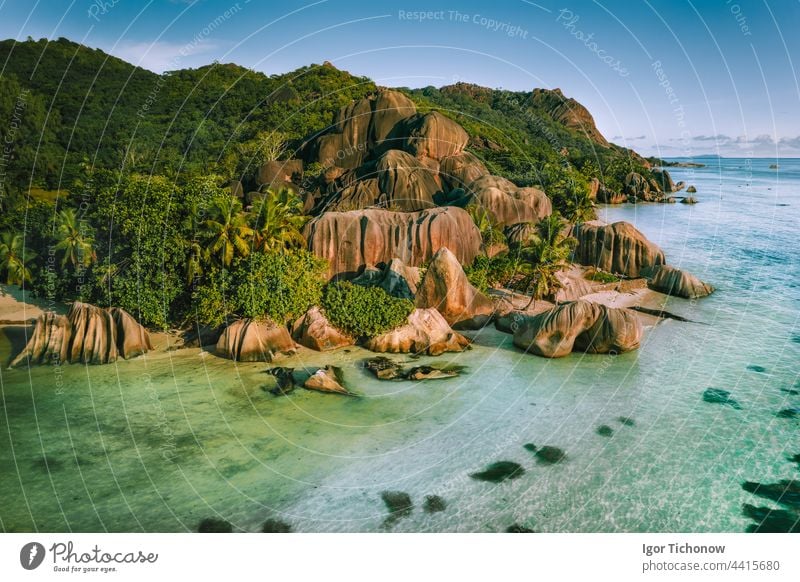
[305,207,482,278]
[401,112,469,160]
[438,152,488,190]
[67,302,119,364]
[573,221,666,278]
[645,265,714,299]
[513,300,642,358]
[10,312,72,368]
[291,307,354,351]
[364,308,470,356]
[415,247,495,329]
[109,307,153,359]
[375,149,440,210]
[466,175,552,227]
[216,319,297,362]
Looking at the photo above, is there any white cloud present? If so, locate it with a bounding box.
[109,39,218,73]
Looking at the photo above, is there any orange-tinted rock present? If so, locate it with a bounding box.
[573,221,665,278]
[466,175,551,227]
[646,265,714,299]
[375,149,440,210]
[513,300,642,358]
[216,319,297,362]
[364,308,470,355]
[415,247,495,329]
[401,111,469,160]
[109,307,153,359]
[291,307,354,351]
[10,312,71,367]
[305,207,482,278]
[439,152,488,190]
[68,302,118,364]
[257,159,303,188]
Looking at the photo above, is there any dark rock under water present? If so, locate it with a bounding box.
[197,518,232,533]
[532,446,567,465]
[742,504,800,533]
[596,425,614,437]
[617,416,636,426]
[506,524,536,533]
[423,495,447,513]
[261,518,293,533]
[470,461,525,483]
[381,491,413,527]
[702,388,742,409]
[742,480,800,509]
[746,364,767,373]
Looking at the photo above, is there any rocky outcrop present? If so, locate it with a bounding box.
[596,184,627,204]
[400,111,469,160]
[645,265,714,299]
[68,302,118,364]
[9,312,71,367]
[681,196,698,204]
[439,152,488,190]
[320,178,380,212]
[291,307,354,351]
[375,149,440,210]
[351,258,420,300]
[415,247,495,329]
[573,221,666,278]
[529,88,609,146]
[10,303,152,367]
[305,207,482,278]
[364,308,470,355]
[554,269,595,302]
[303,366,352,395]
[109,307,153,359]
[257,159,303,188]
[313,90,416,168]
[216,319,297,362]
[466,175,552,227]
[513,300,642,358]
[651,168,675,193]
[624,172,654,200]
[686,185,697,193]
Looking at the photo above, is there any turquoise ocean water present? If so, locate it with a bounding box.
[1,158,797,532]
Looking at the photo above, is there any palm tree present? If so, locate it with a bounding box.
[521,213,576,309]
[0,231,36,285]
[202,197,254,267]
[250,187,308,252]
[53,208,96,268]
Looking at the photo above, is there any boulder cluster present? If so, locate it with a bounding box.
[10,302,152,367]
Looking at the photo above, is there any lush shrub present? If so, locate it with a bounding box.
[190,267,233,328]
[586,270,619,284]
[322,281,414,339]
[465,254,522,292]
[232,249,327,324]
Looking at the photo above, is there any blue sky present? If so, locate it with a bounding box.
[1,0,798,157]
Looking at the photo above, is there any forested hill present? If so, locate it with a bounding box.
[1,37,645,195]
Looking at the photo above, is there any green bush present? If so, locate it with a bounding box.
[465,254,522,292]
[232,249,327,324]
[586,270,619,284]
[322,281,414,339]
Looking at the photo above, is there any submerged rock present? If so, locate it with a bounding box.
[415,247,495,329]
[216,319,297,362]
[197,518,233,533]
[470,461,525,483]
[512,300,642,358]
[405,365,461,381]
[423,495,447,513]
[776,408,799,419]
[364,308,471,356]
[742,480,800,509]
[261,518,293,533]
[596,425,614,437]
[746,364,767,373]
[617,416,636,427]
[645,265,714,299]
[742,504,800,533]
[381,491,413,526]
[303,366,353,396]
[702,388,742,409]
[364,356,403,380]
[267,367,297,396]
[533,446,566,465]
[506,524,536,533]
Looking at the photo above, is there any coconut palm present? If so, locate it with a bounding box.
[250,187,308,252]
[53,208,96,268]
[202,197,254,267]
[0,231,36,285]
[521,213,576,309]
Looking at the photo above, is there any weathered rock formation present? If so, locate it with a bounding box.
[216,319,297,362]
[529,88,610,147]
[466,175,551,227]
[400,111,469,160]
[438,152,488,190]
[415,247,495,329]
[645,265,714,299]
[291,306,354,351]
[573,221,666,278]
[305,207,482,278]
[375,149,440,210]
[651,168,675,193]
[109,307,153,359]
[351,258,420,300]
[364,308,471,355]
[513,300,642,358]
[257,159,303,188]
[303,366,352,395]
[10,303,152,367]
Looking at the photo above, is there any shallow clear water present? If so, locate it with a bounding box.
[1,158,798,532]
